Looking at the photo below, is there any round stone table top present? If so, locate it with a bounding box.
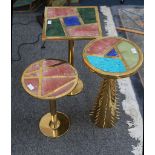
[83,37,143,79]
[21,59,78,100]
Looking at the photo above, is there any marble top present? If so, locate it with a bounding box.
[21,59,78,100]
[42,6,102,40]
[83,37,143,78]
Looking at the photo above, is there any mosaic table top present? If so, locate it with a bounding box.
[42,6,102,40]
[83,37,143,78]
[21,59,78,100]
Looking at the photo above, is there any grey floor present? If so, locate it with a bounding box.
[12,5,143,155]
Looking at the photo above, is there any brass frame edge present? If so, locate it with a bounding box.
[21,59,79,100]
[82,36,144,79]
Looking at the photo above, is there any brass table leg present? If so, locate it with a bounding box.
[68,40,84,96]
[90,79,119,128]
[39,100,70,138]
[66,0,71,5]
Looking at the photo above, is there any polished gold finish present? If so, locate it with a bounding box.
[68,40,84,96]
[21,59,78,100]
[41,6,103,96]
[68,79,83,95]
[68,40,74,66]
[83,37,143,128]
[83,36,144,79]
[90,79,119,128]
[39,100,70,138]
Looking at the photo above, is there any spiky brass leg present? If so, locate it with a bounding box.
[90,79,119,128]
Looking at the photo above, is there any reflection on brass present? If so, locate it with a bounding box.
[68,40,74,66]
[39,100,70,138]
[90,79,119,128]
[68,79,84,96]
[67,40,84,96]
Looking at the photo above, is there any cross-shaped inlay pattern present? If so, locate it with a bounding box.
[21,59,78,99]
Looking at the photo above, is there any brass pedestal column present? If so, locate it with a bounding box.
[90,79,119,128]
[39,100,70,138]
[68,40,84,95]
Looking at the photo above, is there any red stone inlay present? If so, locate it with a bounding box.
[47,8,77,18]
[41,77,75,96]
[43,64,76,77]
[66,24,99,37]
[86,38,120,55]
[24,78,39,95]
[49,81,75,98]
[22,59,78,99]
[24,71,40,77]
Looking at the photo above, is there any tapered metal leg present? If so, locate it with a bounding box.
[68,40,83,96]
[39,100,70,138]
[68,40,74,66]
[41,41,46,49]
[90,79,119,128]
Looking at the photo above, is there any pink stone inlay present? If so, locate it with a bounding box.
[22,59,77,99]
[43,63,76,77]
[49,81,75,98]
[24,71,40,77]
[41,77,75,96]
[47,8,77,18]
[86,38,120,55]
[66,24,99,37]
[24,78,39,95]
[42,59,61,68]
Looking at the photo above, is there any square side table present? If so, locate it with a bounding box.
[42,6,102,95]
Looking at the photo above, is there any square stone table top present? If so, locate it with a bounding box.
[42,6,102,41]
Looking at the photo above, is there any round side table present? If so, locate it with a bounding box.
[83,37,143,128]
[21,59,78,138]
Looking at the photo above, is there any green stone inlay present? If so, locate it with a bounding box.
[77,8,96,24]
[51,0,66,6]
[13,0,35,7]
[71,0,79,3]
[47,0,78,6]
[46,19,65,37]
[117,41,139,68]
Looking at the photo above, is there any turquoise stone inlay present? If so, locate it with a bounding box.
[87,56,126,73]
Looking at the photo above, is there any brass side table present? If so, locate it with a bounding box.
[83,37,143,128]
[21,59,78,138]
[42,6,102,95]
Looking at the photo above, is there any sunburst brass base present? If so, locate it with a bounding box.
[39,112,70,138]
[68,78,83,96]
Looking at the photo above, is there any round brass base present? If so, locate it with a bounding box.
[39,112,70,138]
[68,79,83,96]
